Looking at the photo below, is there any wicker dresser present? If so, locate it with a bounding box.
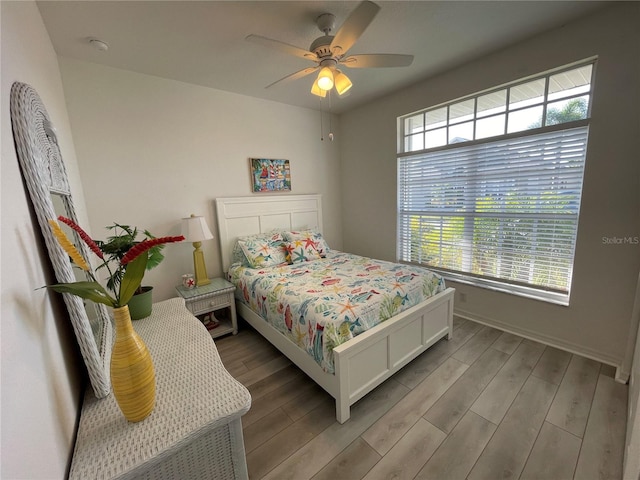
[69,298,251,479]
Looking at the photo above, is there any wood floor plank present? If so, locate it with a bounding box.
[453,315,468,330]
[217,332,270,360]
[247,398,336,480]
[311,438,381,480]
[243,344,283,370]
[545,354,600,438]
[530,345,571,385]
[214,328,259,351]
[362,357,468,456]
[234,354,292,387]
[217,317,627,480]
[393,320,481,389]
[242,374,316,428]
[467,375,557,480]
[223,360,249,378]
[280,383,332,422]
[243,407,293,453]
[491,331,523,355]
[574,374,628,480]
[414,411,497,480]
[519,421,581,480]
[362,418,446,480]
[470,339,545,424]
[451,325,503,365]
[247,364,304,401]
[221,343,277,370]
[261,378,410,480]
[423,347,509,433]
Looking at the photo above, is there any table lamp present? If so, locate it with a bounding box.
[181,214,214,287]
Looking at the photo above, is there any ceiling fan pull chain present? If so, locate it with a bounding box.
[328,91,334,141]
[320,97,324,141]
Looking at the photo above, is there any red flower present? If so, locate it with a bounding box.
[120,236,184,265]
[58,215,104,259]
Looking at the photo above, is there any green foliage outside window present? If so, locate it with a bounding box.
[406,190,579,292]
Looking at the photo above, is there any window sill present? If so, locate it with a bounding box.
[434,270,570,306]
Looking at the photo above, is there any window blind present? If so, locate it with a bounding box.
[398,125,588,294]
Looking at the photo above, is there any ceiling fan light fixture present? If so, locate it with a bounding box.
[311,78,328,97]
[317,67,334,91]
[334,70,353,95]
[247,1,412,102]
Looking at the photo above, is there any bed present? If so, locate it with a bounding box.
[216,194,455,423]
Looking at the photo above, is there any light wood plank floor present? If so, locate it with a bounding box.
[214,317,628,480]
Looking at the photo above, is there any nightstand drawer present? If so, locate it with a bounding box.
[188,291,234,315]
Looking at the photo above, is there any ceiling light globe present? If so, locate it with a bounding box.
[334,71,353,95]
[317,67,334,91]
[311,79,328,97]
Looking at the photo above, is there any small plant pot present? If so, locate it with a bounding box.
[127,286,153,320]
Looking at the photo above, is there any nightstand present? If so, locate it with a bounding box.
[175,278,238,338]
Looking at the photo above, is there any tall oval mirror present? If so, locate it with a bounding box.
[10,82,112,398]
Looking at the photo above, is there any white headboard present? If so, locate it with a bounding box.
[216,194,323,272]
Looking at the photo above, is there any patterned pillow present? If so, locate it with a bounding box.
[283,229,330,257]
[231,241,250,266]
[284,239,322,264]
[237,232,288,268]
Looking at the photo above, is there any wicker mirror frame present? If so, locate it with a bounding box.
[10,82,112,398]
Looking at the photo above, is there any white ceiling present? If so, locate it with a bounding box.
[37,1,609,114]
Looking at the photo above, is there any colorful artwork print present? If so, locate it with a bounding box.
[250,158,291,193]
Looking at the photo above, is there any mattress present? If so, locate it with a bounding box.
[228,251,446,373]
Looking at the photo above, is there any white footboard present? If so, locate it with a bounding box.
[332,287,454,422]
[236,287,455,424]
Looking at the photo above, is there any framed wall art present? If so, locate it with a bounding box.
[250,158,291,193]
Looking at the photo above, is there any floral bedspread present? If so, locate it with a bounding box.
[228,251,446,373]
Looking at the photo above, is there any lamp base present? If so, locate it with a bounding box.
[192,241,210,287]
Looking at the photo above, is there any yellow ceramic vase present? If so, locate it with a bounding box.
[111,305,156,422]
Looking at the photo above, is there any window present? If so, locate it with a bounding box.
[398,61,594,304]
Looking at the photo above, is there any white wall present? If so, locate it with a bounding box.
[57,58,343,303]
[340,3,640,371]
[1,2,91,478]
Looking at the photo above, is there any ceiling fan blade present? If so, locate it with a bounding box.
[246,34,317,62]
[330,0,381,56]
[341,54,414,68]
[265,66,319,89]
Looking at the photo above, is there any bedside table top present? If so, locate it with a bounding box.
[175,277,235,299]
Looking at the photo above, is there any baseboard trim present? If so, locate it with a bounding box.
[454,307,628,383]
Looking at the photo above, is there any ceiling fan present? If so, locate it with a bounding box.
[246,0,414,98]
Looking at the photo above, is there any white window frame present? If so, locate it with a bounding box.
[397,60,595,305]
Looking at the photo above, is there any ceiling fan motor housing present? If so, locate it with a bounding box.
[311,12,337,59]
[310,35,334,59]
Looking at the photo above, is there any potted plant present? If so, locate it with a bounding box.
[95,223,167,319]
[45,215,184,422]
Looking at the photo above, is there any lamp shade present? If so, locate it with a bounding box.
[311,78,328,97]
[181,215,213,242]
[317,67,334,91]
[334,70,353,96]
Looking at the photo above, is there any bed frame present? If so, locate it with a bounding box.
[216,194,455,423]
